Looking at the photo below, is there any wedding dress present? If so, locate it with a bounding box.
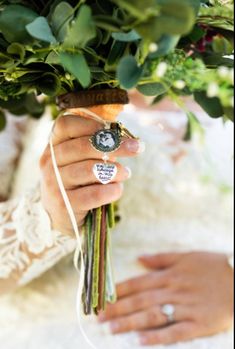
[0,108,233,349]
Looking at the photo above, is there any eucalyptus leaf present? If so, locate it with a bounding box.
[112,30,141,42]
[63,5,96,48]
[0,5,38,43]
[136,0,196,41]
[59,52,91,88]
[149,35,180,59]
[184,111,204,141]
[194,91,224,118]
[7,43,25,60]
[36,72,61,96]
[117,55,144,89]
[50,1,74,42]
[137,82,168,96]
[26,17,57,44]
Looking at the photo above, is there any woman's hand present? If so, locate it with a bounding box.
[99,252,234,346]
[40,115,143,235]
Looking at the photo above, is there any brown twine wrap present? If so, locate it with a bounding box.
[57,89,129,109]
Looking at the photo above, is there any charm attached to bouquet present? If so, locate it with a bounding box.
[90,122,138,184]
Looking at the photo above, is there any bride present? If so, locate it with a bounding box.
[0,98,233,348]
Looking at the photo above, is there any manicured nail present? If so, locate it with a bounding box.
[139,335,148,345]
[110,321,120,333]
[98,313,106,322]
[100,323,111,335]
[125,166,132,179]
[126,139,146,154]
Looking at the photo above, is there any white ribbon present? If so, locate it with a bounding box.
[49,107,110,349]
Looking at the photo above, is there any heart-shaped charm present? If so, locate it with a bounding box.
[93,163,117,185]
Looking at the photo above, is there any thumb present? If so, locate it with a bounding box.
[138,253,182,270]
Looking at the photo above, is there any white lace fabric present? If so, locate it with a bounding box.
[0,115,76,287]
[0,188,76,286]
[0,115,26,199]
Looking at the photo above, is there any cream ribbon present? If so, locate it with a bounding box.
[49,108,111,349]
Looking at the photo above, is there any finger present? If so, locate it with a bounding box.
[54,136,144,166]
[138,253,184,270]
[60,161,131,189]
[116,271,169,299]
[139,322,198,346]
[52,115,102,145]
[68,182,124,211]
[109,305,188,334]
[99,289,175,322]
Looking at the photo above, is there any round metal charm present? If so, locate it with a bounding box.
[90,129,121,153]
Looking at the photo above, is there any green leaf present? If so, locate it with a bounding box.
[63,5,96,48]
[112,30,141,42]
[26,17,57,44]
[184,112,204,141]
[59,52,91,88]
[149,35,180,58]
[0,5,38,43]
[36,72,61,97]
[107,41,127,67]
[50,1,74,42]
[112,0,159,20]
[137,82,168,96]
[24,93,45,118]
[194,91,224,118]
[0,110,6,131]
[7,43,25,60]
[117,55,144,89]
[136,0,196,41]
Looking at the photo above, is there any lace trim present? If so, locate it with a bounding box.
[0,188,76,285]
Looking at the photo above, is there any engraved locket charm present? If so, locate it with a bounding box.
[93,163,117,185]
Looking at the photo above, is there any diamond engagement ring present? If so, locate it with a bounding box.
[161,304,176,324]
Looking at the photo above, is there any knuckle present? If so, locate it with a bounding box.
[112,183,123,200]
[55,116,67,135]
[40,147,50,169]
[173,326,185,340]
[146,308,159,325]
[135,293,148,308]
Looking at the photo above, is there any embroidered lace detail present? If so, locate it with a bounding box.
[0,188,76,285]
[0,115,25,199]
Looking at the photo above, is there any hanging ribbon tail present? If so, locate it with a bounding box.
[49,121,98,349]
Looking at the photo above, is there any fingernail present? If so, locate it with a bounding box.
[110,321,120,334]
[139,254,151,259]
[100,323,111,335]
[98,313,106,323]
[125,166,132,179]
[126,140,146,154]
[139,335,148,345]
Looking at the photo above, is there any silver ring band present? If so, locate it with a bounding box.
[161,304,176,324]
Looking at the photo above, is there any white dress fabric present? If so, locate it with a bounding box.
[0,108,233,349]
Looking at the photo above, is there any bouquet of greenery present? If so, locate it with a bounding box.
[0,0,234,129]
[0,0,234,315]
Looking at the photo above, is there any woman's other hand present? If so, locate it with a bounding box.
[99,252,234,346]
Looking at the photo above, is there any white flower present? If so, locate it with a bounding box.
[149,43,158,53]
[207,82,219,98]
[218,66,229,78]
[155,62,168,78]
[174,80,186,89]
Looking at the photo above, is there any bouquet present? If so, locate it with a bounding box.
[0,0,234,315]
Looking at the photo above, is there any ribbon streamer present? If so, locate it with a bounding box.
[49,109,107,349]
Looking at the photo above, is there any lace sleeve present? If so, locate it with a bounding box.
[0,115,26,200]
[0,187,76,289]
